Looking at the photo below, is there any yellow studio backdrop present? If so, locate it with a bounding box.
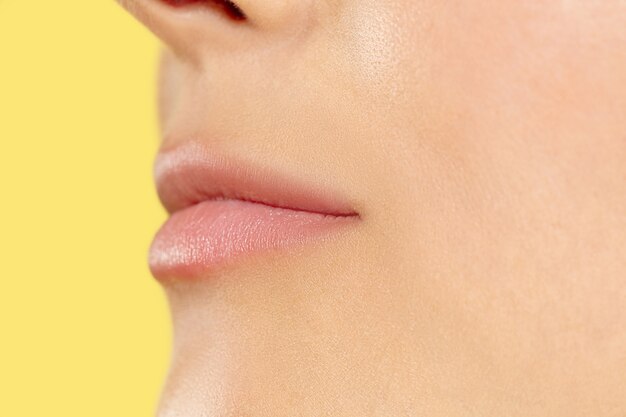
[0,1,170,416]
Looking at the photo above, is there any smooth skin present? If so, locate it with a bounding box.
[119,0,626,415]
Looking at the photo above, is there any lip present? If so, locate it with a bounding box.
[149,141,360,280]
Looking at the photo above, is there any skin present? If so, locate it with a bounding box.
[119,0,626,415]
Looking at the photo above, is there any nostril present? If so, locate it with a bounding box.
[161,0,246,22]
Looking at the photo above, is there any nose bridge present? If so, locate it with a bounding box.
[119,0,317,62]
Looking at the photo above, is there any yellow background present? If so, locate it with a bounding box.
[0,1,170,415]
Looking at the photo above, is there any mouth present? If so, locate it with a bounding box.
[148,141,360,280]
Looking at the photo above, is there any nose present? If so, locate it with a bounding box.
[117,0,315,62]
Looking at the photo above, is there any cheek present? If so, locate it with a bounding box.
[361,0,626,393]
[434,1,626,143]
[419,1,626,238]
[380,0,626,249]
[333,3,407,94]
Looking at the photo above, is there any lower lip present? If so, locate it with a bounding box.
[149,199,357,280]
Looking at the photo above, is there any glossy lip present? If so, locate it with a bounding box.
[149,141,360,279]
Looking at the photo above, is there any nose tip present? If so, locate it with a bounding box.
[119,0,314,61]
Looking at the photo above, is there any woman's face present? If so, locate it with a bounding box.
[121,0,626,415]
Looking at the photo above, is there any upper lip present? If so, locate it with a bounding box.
[154,141,360,218]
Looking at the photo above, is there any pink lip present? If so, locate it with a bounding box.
[149,141,360,280]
